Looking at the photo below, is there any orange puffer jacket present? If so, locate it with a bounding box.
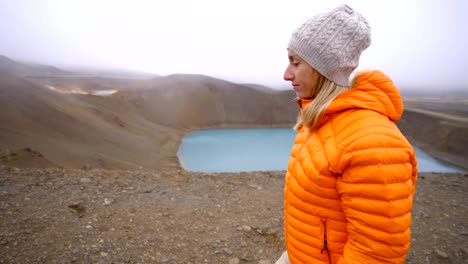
[284,70,418,264]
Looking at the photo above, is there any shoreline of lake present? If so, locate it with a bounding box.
[177,128,466,173]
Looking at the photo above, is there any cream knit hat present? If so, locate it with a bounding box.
[288,4,371,87]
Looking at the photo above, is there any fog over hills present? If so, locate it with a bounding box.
[0,55,71,77]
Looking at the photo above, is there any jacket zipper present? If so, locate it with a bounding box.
[321,220,332,264]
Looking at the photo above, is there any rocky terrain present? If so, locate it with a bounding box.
[1,167,467,264]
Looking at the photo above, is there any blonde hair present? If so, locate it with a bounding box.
[294,74,349,131]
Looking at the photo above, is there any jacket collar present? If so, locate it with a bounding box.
[295,97,312,109]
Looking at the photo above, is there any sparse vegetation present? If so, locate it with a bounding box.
[1,152,17,162]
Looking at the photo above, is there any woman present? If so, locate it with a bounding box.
[277,4,418,264]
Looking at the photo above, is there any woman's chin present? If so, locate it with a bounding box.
[294,90,309,99]
[296,93,307,99]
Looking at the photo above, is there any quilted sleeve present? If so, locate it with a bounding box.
[334,132,417,264]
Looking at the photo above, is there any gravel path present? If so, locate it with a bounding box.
[0,167,467,263]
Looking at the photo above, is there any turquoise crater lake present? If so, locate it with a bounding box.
[177,128,465,173]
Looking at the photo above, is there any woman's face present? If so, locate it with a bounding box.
[283,49,320,99]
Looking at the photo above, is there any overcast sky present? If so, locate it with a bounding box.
[0,0,467,89]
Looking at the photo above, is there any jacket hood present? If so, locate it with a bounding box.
[326,70,403,121]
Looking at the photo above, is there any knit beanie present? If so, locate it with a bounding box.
[288,4,371,87]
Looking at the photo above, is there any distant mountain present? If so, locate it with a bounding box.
[34,75,150,93]
[400,87,468,99]
[0,55,71,77]
[113,73,297,128]
[0,55,163,94]
[63,66,158,79]
[242,83,278,93]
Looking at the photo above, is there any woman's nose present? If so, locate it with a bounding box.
[284,66,293,81]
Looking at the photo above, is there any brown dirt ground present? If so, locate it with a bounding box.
[1,166,467,264]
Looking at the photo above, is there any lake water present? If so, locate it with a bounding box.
[177,128,465,173]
